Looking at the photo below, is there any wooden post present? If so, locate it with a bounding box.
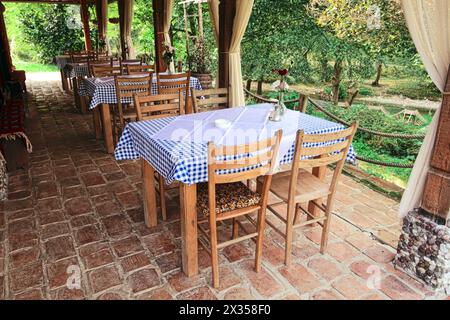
[118,0,126,59]
[218,0,236,90]
[80,0,92,51]
[0,2,13,86]
[153,0,166,73]
[421,67,450,224]
[96,0,108,51]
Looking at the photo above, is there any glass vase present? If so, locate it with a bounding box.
[278,91,287,116]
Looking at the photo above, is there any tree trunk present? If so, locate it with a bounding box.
[246,79,252,91]
[348,89,359,107]
[257,80,263,96]
[372,61,382,86]
[331,59,343,105]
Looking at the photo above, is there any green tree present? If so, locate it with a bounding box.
[308,0,416,87]
[19,4,85,64]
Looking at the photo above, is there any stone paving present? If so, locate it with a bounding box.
[0,76,448,300]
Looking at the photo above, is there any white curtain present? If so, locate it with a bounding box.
[229,0,254,107]
[399,0,450,217]
[97,0,110,54]
[208,0,219,87]
[208,0,219,45]
[163,0,174,71]
[119,0,135,58]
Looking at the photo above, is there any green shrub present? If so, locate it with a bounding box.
[358,87,374,97]
[306,103,425,158]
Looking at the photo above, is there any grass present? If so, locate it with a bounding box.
[14,61,58,73]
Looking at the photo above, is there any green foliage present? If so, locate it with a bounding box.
[18,4,85,64]
[358,86,375,96]
[306,103,426,159]
[386,80,441,101]
[324,83,348,100]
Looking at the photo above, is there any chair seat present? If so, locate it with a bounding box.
[197,182,261,216]
[258,169,330,203]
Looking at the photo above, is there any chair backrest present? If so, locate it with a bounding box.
[156,71,191,96]
[289,122,358,196]
[91,64,122,77]
[114,74,153,126]
[71,53,94,63]
[192,88,228,113]
[206,130,282,216]
[126,64,155,75]
[134,92,184,121]
[208,130,282,185]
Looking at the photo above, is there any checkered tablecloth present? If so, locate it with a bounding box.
[115,105,357,185]
[55,55,71,70]
[64,63,89,78]
[79,75,202,110]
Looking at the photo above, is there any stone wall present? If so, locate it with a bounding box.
[395,209,450,292]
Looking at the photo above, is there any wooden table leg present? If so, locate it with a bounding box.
[72,77,81,111]
[93,107,102,140]
[142,159,158,227]
[308,165,327,218]
[100,104,114,154]
[60,70,68,91]
[180,183,198,277]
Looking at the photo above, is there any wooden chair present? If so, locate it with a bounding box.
[256,122,358,266]
[126,64,155,75]
[157,72,191,112]
[113,74,153,142]
[198,131,282,288]
[71,53,94,63]
[156,71,191,95]
[91,64,122,77]
[134,92,184,221]
[192,88,229,113]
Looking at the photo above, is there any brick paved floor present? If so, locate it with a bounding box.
[0,76,447,300]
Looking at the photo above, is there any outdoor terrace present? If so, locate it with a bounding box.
[0,75,446,300]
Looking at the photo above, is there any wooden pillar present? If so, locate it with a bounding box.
[0,2,13,86]
[421,67,450,224]
[218,0,236,90]
[153,0,166,73]
[96,0,108,51]
[118,0,126,59]
[80,0,92,51]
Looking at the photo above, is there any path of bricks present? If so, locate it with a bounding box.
[0,75,447,300]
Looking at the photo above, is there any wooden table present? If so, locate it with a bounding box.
[114,106,356,277]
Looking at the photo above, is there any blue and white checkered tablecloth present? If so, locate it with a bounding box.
[79,75,202,110]
[64,63,89,78]
[115,105,357,185]
[55,55,71,70]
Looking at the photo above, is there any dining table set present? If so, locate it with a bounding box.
[55,51,357,285]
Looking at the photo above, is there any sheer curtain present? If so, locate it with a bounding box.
[229,0,254,107]
[208,0,219,87]
[119,0,135,58]
[399,0,450,217]
[208,0,219,45]
[96,0,110,54]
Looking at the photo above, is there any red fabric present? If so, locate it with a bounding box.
[0,99,25,135]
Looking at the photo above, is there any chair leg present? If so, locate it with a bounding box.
[159,175,167,221]
[320,197,333,253]
[254,208,266,272]
[284,201,296,266]
[209,217,220,288]
[232,218,239,239]
[293,203,301,225]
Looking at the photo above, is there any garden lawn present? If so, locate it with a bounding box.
[14,61,58,73]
